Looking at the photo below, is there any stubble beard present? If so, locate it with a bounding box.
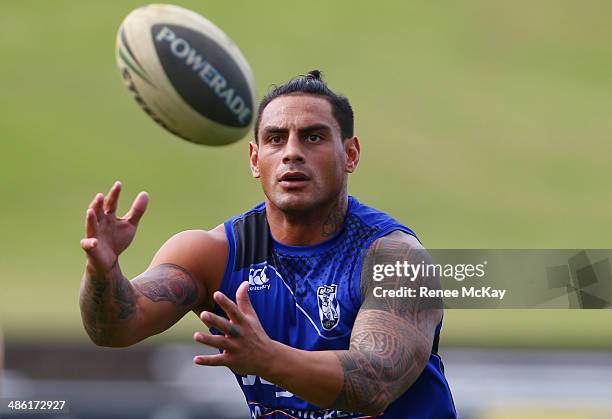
[265,179,348,222]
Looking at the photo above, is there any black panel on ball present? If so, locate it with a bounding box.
[152,24,253,128]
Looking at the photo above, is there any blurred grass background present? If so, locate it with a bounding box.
[0,0,610,348]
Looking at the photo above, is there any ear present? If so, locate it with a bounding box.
[249,141,260,178]
[344,136,360,173]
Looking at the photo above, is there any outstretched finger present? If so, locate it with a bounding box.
[200,311,232,334]
[90,193,104,220]
[193,332,235,350]
[125,191,149,226]
[236,281,256,316]
[213,291,244,324]
[85,208,99,238]
[194,353,227,367]
[103,181,122,215]
[87,193,98,210]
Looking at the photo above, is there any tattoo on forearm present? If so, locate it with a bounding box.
[81,271,136,344]
[334,312,429,413]
[132,263,200,306]
[81,263,204,345]
[114,277,136,319]
[333,233,442,413]
[81,274,109,343]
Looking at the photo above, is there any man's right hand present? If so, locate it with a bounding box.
[80,181,149,274]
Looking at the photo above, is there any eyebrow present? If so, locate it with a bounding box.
[261,123,332,137]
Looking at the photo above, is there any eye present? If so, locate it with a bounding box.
[268,135,283,144]
[305,134,322,143]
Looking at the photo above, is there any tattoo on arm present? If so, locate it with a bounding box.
[333,234,442,414]
[132,263,200,306]
[114,277,136,320]
[81,263,204,345]
[81,269,136,345]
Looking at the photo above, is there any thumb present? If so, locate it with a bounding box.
[80,238,104,270]
[236,281,255,315]
[80,237,105,266]
[80,238,98,252]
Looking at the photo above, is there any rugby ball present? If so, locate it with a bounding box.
[116,4,257,146]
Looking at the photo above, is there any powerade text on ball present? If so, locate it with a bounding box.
[153,25,252,127]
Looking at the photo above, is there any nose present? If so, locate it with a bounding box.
[282,132,305,164]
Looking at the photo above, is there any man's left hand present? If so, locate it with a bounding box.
[194,281,276,377]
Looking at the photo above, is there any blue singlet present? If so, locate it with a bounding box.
[212,196,456,419]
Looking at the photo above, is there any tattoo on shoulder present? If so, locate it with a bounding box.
[333,232,442,414]
[132,263,202,307]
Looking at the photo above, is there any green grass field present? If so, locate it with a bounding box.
[1,0,611,348]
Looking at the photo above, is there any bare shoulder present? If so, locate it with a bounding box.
[359,230,425,301]
[127,225,228,316]
[375,230,423,249]
[359,228,443,335]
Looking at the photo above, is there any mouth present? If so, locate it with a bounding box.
[278,171,311,188]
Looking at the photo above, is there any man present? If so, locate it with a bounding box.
[79,70,456,418]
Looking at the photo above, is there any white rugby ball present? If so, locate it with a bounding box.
[116,4,257,146]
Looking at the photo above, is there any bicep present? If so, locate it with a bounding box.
[358,231,442,331]
[130,228,228,337]
[131,263,205,336]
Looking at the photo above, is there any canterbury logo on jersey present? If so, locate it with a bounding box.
[248,263,271,291]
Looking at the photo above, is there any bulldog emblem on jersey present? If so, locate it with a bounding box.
[317,284,340,330]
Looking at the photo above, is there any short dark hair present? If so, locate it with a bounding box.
[254,70,354,142]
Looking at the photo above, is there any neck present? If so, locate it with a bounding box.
[266,194,348,246]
